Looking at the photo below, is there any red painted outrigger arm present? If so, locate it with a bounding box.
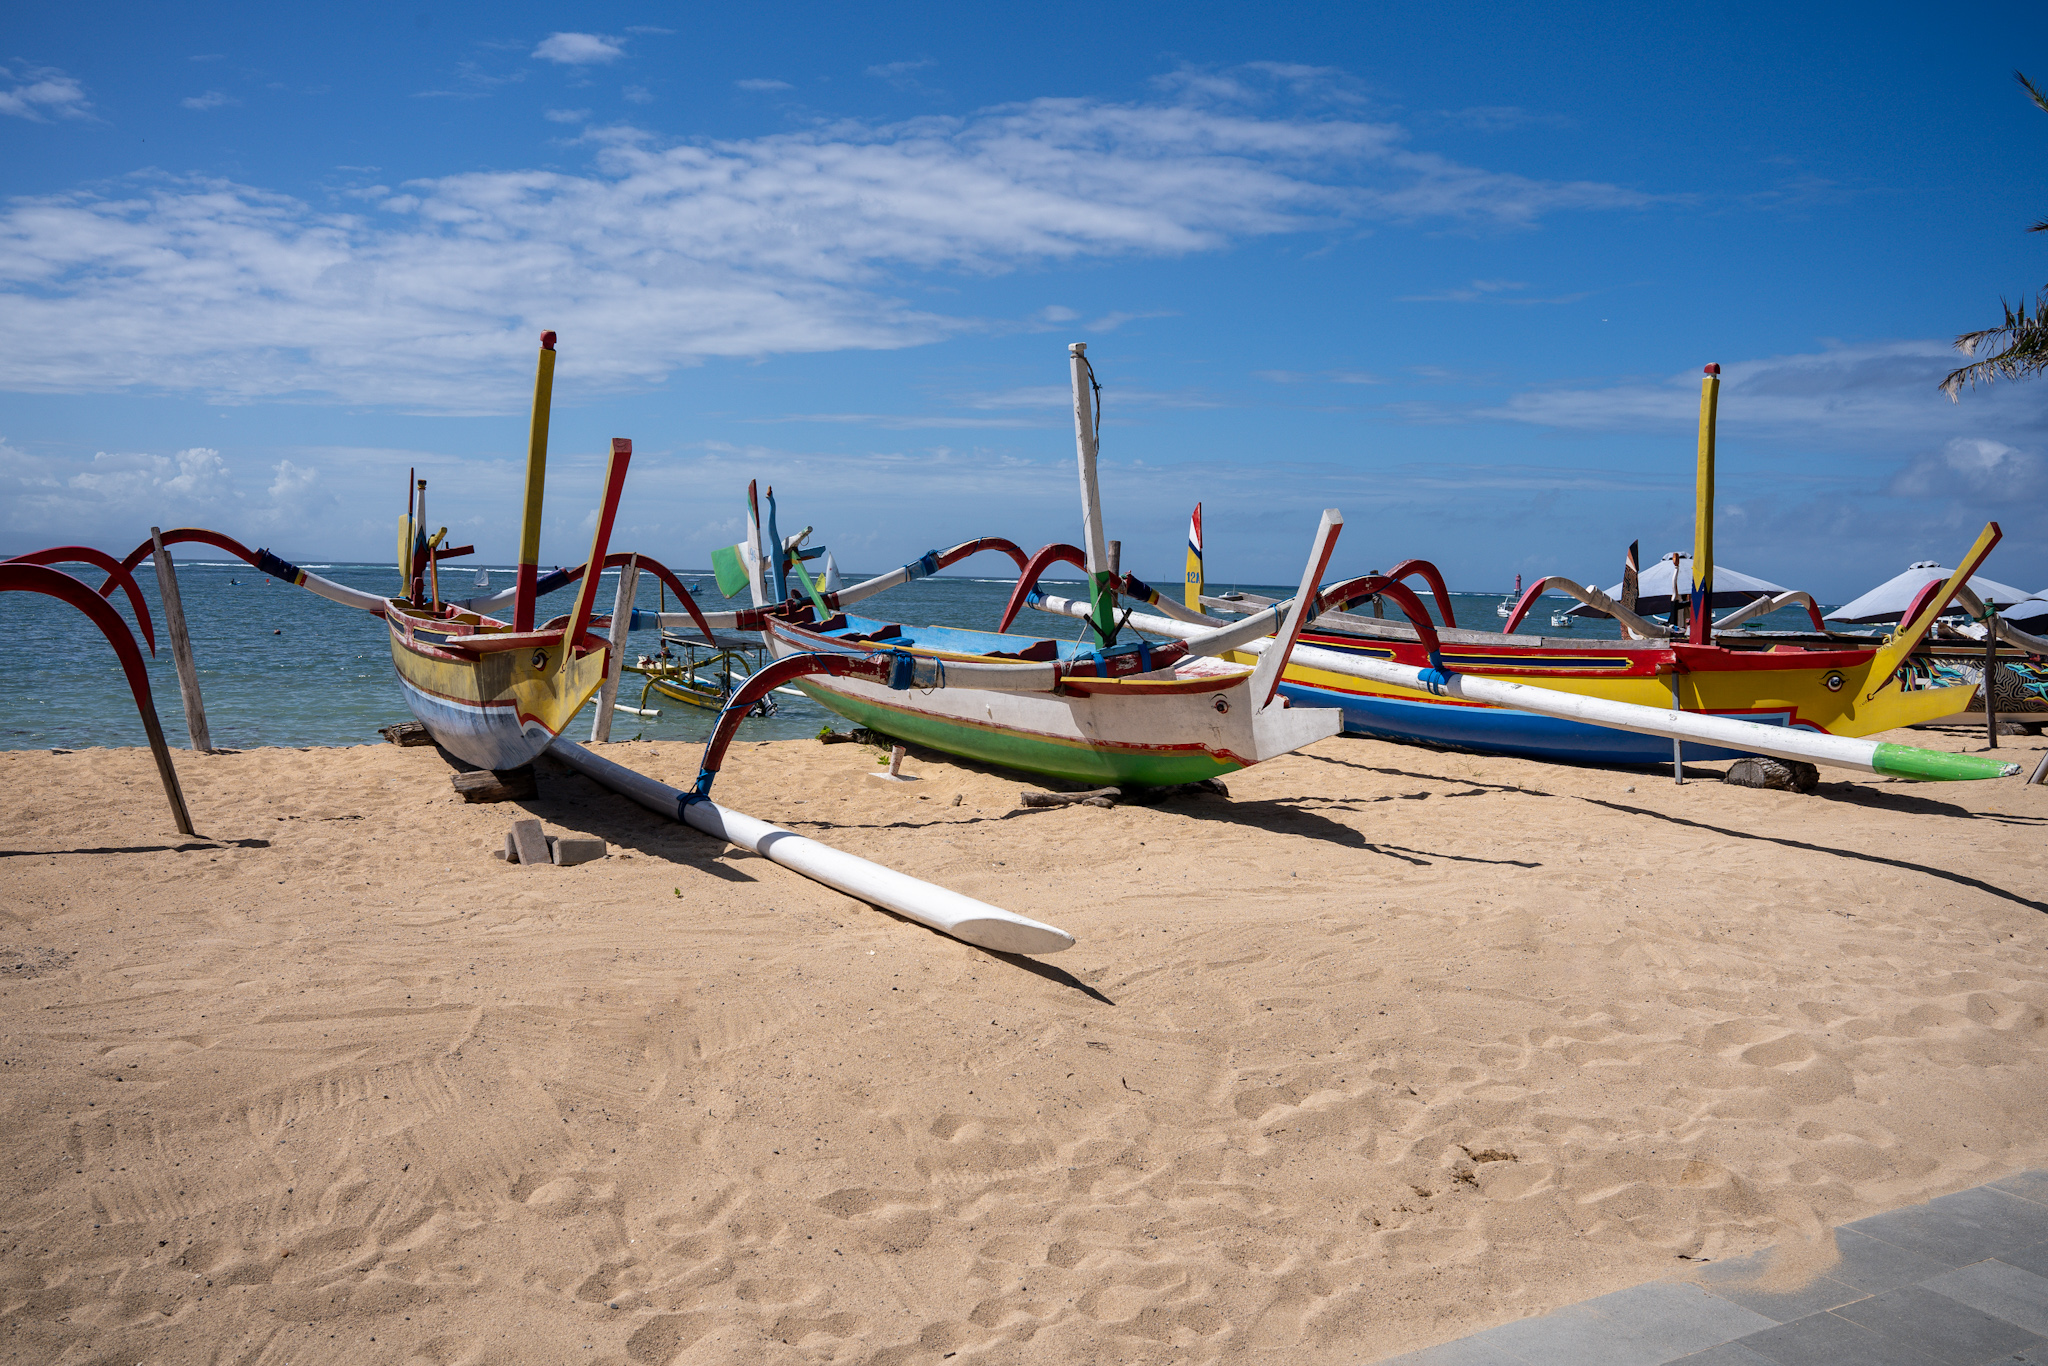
[1,562,194,835]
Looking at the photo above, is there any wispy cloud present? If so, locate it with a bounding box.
[543,107,590,123]
[622,85,653,105]
[0,71,1663,411]
[1437,106,1574,132]
[866,59,934,80]
[533,33,625,66]
[735,78,792,92]
[181,90,239,111]
[1462,343,2048,451]
[1256,369,1384,385]
[1397,278,1590,304]
[0,64,92,122]
[624,26,674,36]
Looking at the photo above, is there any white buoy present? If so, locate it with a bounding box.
[548,738,1075,955]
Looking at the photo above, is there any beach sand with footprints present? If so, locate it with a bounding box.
[2,725,2045,1364]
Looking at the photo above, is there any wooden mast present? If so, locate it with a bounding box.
[514,331,558,632]
[1689,363,1720,644]
[1069,342,1117,644]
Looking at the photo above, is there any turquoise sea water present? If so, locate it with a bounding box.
[0,560,1832,753]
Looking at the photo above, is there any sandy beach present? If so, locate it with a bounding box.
[2,724,2045,1364]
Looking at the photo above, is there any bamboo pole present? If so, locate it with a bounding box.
[149,528,211,753]
[1986,600,2000,749]
[548,737,1075,955]
[590,555,640,743]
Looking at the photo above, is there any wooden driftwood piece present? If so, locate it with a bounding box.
[379,720,435,747]
[452,765,538,803]
[1723,756,1820,794]
[1019,787,1122,808]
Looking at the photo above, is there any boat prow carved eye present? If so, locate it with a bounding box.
[1213,695,1230,713]
[532,650,549,671]
[1823,671,1844,692]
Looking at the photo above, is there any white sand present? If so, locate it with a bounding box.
[2,724,2044,1363]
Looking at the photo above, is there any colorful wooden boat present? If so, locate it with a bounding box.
[653,344,1347,790]
[109,333,718,771]
[1151,366,1996,767]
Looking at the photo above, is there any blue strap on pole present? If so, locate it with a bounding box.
[1417,665,1454,695]
[902,551,941,582]
[886,650,918,690]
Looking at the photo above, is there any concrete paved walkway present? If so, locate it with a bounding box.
[1384,1171,2048,1366]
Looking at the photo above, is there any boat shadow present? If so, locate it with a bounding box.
[1155,793,1545,868]
[0,838,271,858]
[1576,796,2048,914]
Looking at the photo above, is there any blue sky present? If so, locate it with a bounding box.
[3,1,2044,599]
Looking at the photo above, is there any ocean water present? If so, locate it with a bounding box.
[0,560,1833,753]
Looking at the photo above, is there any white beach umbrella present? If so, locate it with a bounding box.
[1826,561,2034,625]
[1567,554,1786,618]
[2002,595,2048,632]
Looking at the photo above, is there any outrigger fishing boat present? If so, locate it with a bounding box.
[100,332,720,771]
[1195,367,2006,766]
[1008,364,2025,782]
[654,344,1348,789]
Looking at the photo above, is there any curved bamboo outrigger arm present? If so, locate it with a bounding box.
[829,536,1031,613]
[998,544,1087,633]
[1710,591,1829,634]
[450,551,715,644]
[1,562,194,835]
[1950,584,2048,655]
[1368,558,1459,629]
[117,528,391,614]
[7,546,158,653]
[1504,575,1668,639]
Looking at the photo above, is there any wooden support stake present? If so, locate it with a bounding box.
[150,528,211,753]
[1986,602,2000,750]
[452,766,538,803]
[590,555,640,743]
[378,720,435,747]
[2028,749,2048,787]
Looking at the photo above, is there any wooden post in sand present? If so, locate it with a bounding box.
[150,527,212,753]
[590,555,639,743]
[1985,601,1999,750]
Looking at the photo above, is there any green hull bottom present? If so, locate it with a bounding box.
[797,682,1245,788]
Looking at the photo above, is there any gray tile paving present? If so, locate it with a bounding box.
[1374,1170,2048,1366]
[1738,1310,1933,1366]
[1989,1171,2048,1208]
[1828,1284,2044,1365]
[1475,1304,1670,1366]
[2005,1242,2048,1280]
[1580,1282,1777,1356]
[1665,1345,1779,1366]
[1825,1229,1952,1295]
[1923,1261,2048,1336]
[1693,1255,1866,1324]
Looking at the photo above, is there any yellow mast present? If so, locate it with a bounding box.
[514,331,558,631]
[1689,363,1720,644]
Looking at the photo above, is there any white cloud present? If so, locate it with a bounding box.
[866,59,934,79]
[734,78,792,92]
[0,76,1660,412]
[624,26,674,36]
[2,443,239,545]
[1890,437,2045,502]
[543,107,591,123]
[1473,342,2045,443]
[533,33,625,65]
[266,458,319,500]
[0,64,92,122]
[622,85,653,104]
[181,90,238,111]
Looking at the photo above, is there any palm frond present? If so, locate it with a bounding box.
[1942,289,2048,400]
[2020,69,2048,114]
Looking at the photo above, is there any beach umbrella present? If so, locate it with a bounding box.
[1826,562,2033,625]
[1567,554,1785,618]
[2002,595,2048,632]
